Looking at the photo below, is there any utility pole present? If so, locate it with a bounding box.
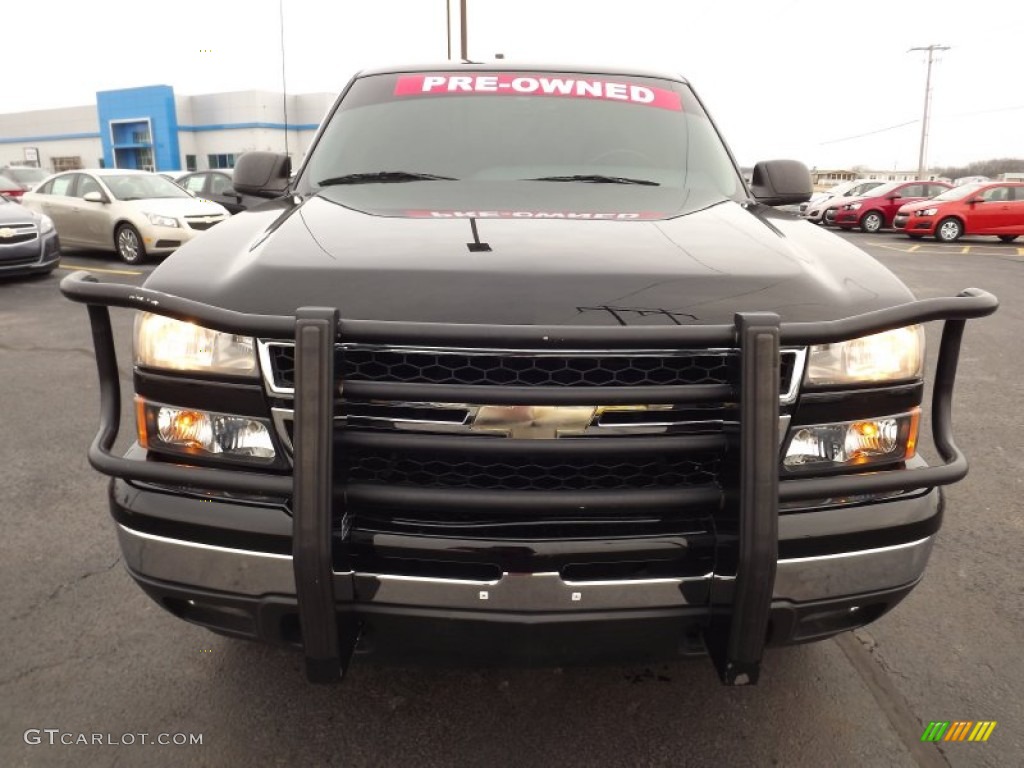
[909,44,949,180]
[460,0,468,60]
[446,0,468,60]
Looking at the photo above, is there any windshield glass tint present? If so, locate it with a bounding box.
[104,174,191,201]
[301,72,744,212]
[858,182,900,197]
[930,183,985,202]
[851,182,882,195]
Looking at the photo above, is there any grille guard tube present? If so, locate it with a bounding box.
[61,270,998,685]
[292,308,358,682]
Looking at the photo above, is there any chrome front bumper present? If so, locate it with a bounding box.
[116,524,934,612]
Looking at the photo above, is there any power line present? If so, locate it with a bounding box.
[820,119,919,145]
[820,102,1024,146]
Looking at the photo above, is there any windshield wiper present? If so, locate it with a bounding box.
[523,174,659,186]
[317,171,457,186]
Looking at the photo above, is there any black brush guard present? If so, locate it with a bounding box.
[61,271,997,685]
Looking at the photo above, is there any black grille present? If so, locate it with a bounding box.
[267,344,796,394]
[184,218,220,231]
[0,254,39,266]
[269,346,736,389]
[0,232,37,246]
[342,448,721,492]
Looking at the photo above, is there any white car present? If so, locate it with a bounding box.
[21,169,229,263]
[800,179,885,224]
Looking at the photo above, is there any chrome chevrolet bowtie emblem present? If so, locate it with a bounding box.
[0,228,14,239]
[469,405,597,439]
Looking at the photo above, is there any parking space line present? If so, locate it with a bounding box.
[846,238,1024,260]
[874,243,935,254]
[58,263,143,277]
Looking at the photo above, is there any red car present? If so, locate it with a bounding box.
[893,181,1024,242]
[826,180,952,233]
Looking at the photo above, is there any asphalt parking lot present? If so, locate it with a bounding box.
[1,230,1021,768]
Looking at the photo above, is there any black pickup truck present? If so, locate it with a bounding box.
[62,63,997,686]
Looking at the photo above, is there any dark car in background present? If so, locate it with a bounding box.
[174,169,260,214]
[1,166,49,192]
[893,181,1024,242]
[826,180,952,232]
[0,195,61,277]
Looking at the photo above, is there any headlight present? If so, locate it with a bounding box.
[137,399,276,463]
[38,214,55,234]
[134,312,256,376]
[844,202,862,210]
[806,325,924,386]
[145,212,179,228]
[783,409,919,473]
[916,208,938,217]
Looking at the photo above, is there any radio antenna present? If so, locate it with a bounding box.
[280,0,290,158]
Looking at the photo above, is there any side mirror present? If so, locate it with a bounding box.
[83,191,106,203]
[967,198,984,205]
[749,160,812,206]
[233,152,291,198]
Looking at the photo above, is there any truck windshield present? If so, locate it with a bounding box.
[300,71,745,215]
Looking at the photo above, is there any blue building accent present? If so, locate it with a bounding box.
[178,122,319,132]
[0,131,101,145]
[96,85,180,171]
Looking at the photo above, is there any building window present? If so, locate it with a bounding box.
[208,153,236,169]
[52,156,83,172]
[98,158,106,169]
[138,148,155,172]
[186,154,197,172]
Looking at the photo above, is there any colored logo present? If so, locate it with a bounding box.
[921,721,997,742]
[0,228,15,238]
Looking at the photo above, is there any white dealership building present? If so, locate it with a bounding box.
[0,85,335,174]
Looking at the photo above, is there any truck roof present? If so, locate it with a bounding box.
[355,61,690,84]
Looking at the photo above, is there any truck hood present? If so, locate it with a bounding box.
[145,187,914,327]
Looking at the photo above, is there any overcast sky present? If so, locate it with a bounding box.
[4,0,1021,170]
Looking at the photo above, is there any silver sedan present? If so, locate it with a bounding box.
[21,169,229,264]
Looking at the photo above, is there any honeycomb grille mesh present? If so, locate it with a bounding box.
[342,449,721,492]
[269,346,743,389]
[267,344,796,394]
